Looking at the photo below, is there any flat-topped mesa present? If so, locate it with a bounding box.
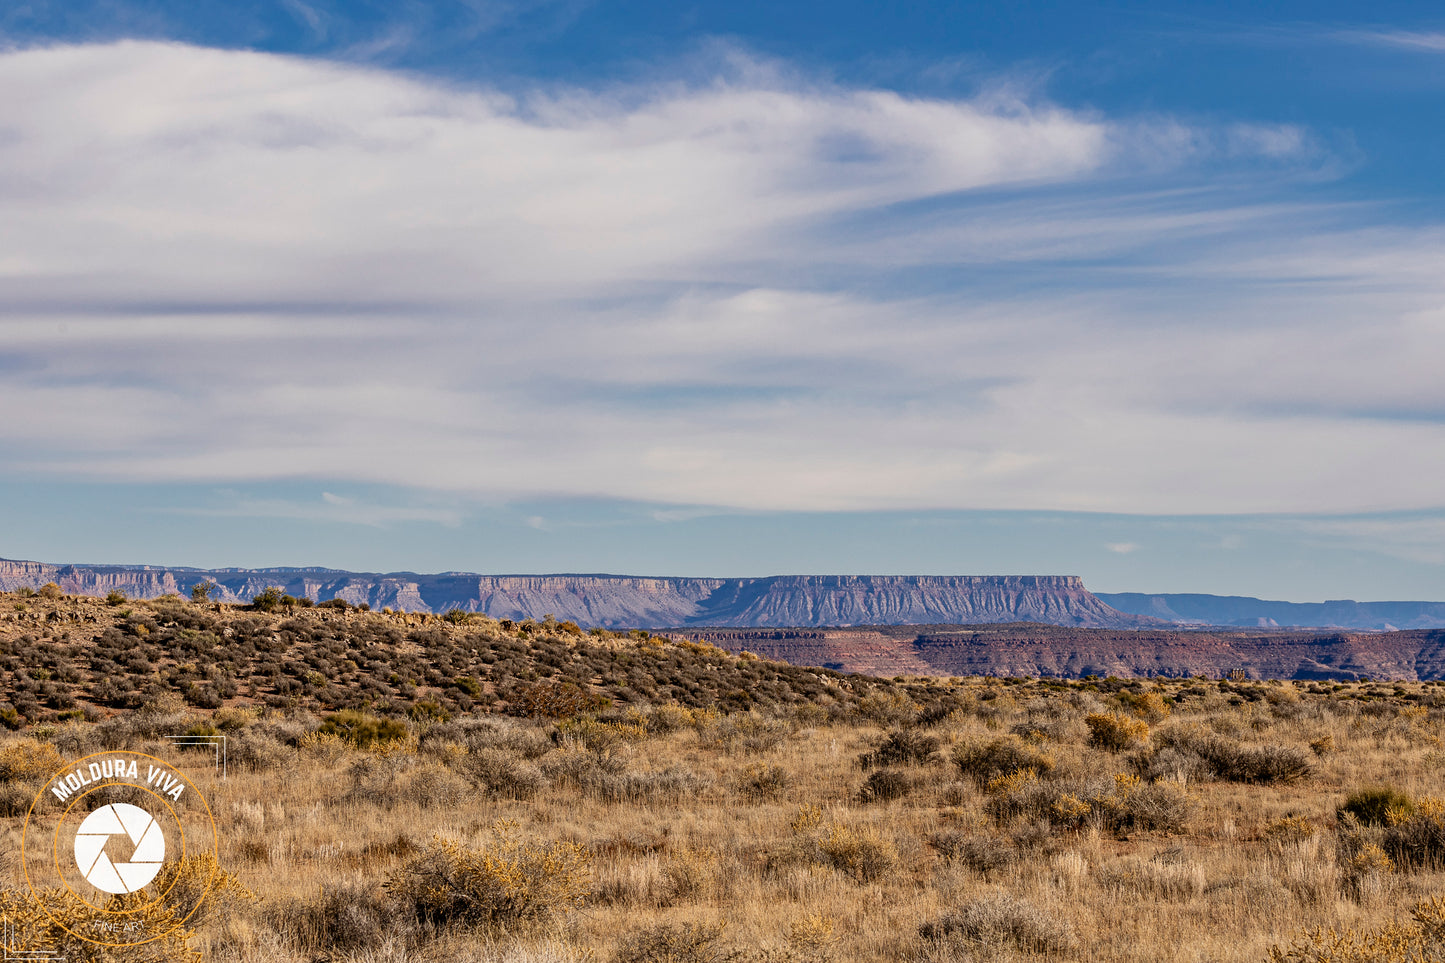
[0,560,1152,629]
[691,575,1133,628]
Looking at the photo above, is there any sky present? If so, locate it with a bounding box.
[2,1,1444,601]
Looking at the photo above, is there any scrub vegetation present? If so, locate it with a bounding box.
[3,590,1445,962]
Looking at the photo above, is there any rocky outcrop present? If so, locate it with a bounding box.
[0,559,1151,628]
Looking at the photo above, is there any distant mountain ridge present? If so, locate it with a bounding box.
[1097,593,1445,631]
[0,558,1152,628]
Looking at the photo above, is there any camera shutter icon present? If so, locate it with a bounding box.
[74,803,166,894]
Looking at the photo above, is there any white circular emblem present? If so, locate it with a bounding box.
[73,803,166,894]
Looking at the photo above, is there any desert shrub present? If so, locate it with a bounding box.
[1011,714,1079,743]
[1212,743,1313,784]
[787,913,839,953]
[0,886,197,960]
[952,736,1054,785]
[318,709,410,749]
[915,695,967,728]
[1265,816,1318,847]
[861,729,940,768]
[251,587,284,612]
[1335,814,1397,901]
[593,767,709,805]
[939,780,970,806]
[613,921,728,963]
[1270,897,1445,962]
[225,733,292,775]
[659,847,721,905]
[1119,780,1195,833]
[541,749,705,804]
[981,770,1191,834]
[1087,712,1150,751]
[408,761,472,808]
[105,589,127,605]
[645,702,701,734]
[542,747,626,785]
[556,716,649,753]
[1340,786,1416,827]
[857,768,912,803]
[1382,800,1445,872]
[0,784,33,817]
[737,715,793,754]
[1117,690,1171,721]
[510,681,610,719]
[343,755,416,808]
[148,850,252,926]
[390,825,591,930]
[408,697,451,724]
[424,718,553,759]
[856,690,919,728]
[983,768,1052,824]
[1129,746,1212,785]
[919,894,1076,954]
[0,739,63,782]
[37,582,62,600]
[736,762,790,801]
[1155,727,1313,785]
[461,748,547,800]
[816,823,898,883]
[267,881,398,955]
[929,831,1016,877]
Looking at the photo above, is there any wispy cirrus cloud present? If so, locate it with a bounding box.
[0,41,1438,520]
[155,490,465,527]
[1332,29,1445,52]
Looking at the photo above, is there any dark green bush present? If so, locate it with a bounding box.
[318,710,409,749]
[857,769,912,803]
[1340,786,1415,827]
[952,737,1054,786]
[251,587,284,613]
[861,729,940,768]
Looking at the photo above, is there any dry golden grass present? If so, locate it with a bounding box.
[4,669,1445,962]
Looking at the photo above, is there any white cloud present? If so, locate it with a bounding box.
[0,41,1440,517]
[1335,30,1445,53]
[1270,516,1445,567]
[1106,543,1141,554]
[159,491,463,527]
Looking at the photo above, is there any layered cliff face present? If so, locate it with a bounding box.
[690,624,1445,681]
[689,575,1144,627]
[0,559,1149,629]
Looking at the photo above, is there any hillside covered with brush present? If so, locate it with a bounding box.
[0,587,925,729]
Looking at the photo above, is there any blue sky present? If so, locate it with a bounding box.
[2,1,1444,600]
